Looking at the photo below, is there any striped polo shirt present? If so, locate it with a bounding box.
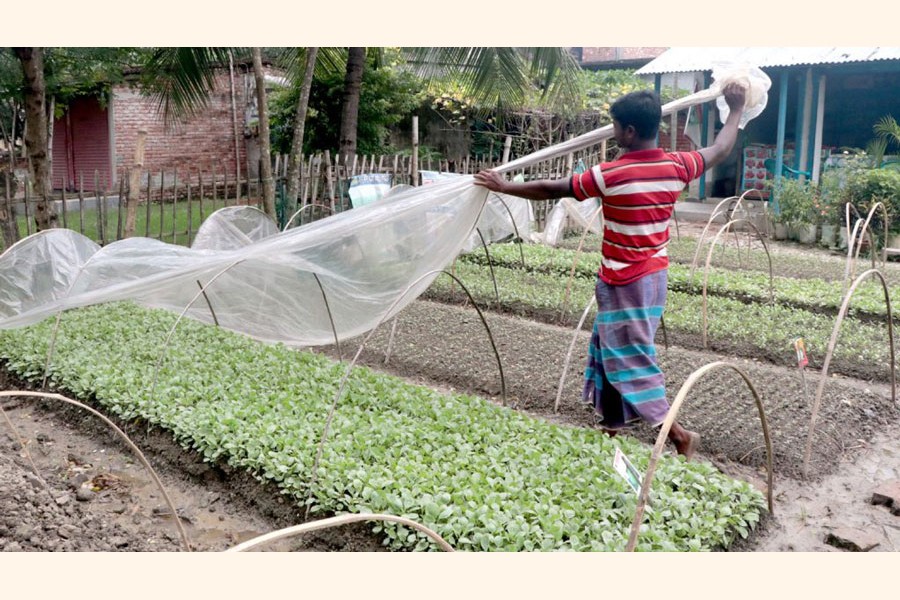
[570,148,705,286]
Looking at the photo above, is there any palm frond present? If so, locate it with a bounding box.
[141,47,241,126]
[874,115,900,148]
[401,47,581,114]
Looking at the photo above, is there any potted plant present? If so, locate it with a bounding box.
[771,178,817,244]
[842,166,900,249]
[815,171,844,248]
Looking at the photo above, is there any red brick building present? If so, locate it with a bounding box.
[51,69,259,192]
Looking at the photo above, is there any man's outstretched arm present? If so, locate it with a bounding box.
[699,82,748,171]
[473,170,573,200]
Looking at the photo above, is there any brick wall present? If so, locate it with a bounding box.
[659,113,695,153]
[112,71,250,181]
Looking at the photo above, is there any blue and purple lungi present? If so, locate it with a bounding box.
[582,270,670,430]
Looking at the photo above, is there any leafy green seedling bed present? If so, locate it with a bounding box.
[0,303,764,551]
[432,259,895,380]
[463,243,900,321]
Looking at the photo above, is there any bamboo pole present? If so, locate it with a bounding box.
[94,170,104,245]
[412,115,419,186]
[187,169,193,245]
[124,129,147,238]
[144,170,152,237]
[158,170,165,241]
[502,136,512,164]
[78,172,84,235]
[60,179,67,229]
[116,177,125,241]
[172,168,178,244]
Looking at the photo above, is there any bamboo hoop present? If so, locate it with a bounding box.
[851,202,887,273]
[554,293,596,413]
[843,203,879,292]
[801,268,895,478]
[561,204,603,316]
[701,219,774,349]
[305,268,506,519]
[283,203,333,231]
[488,192,527,268]
[0,390,191,551]
[150,260,247,398]
[475,228,500,303]
[625,361,775,552]
[226,513,454,552]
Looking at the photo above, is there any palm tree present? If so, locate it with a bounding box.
[251,47,275,217]
[18,46,581,227]
[284,48,318,215]
[402,47,582,115]
[339,48,366,157]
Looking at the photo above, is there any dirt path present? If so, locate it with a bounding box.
[0,385,386,552]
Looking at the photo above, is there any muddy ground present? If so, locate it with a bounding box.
[2,224,900,552]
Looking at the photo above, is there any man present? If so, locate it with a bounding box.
[474,83,747,460]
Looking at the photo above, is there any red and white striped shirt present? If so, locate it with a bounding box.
[571,148,705,285]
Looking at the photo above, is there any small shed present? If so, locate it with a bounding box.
[636,47,900,201]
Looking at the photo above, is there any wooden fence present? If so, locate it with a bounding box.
[0,143,610,252]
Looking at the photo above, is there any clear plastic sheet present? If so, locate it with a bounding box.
[0,178,489,346]
[0,65,770,347]
[532,197,602,247]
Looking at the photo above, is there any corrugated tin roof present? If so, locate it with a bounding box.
[635,47,900,74]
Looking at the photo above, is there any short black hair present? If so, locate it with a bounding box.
[610,90,662,140]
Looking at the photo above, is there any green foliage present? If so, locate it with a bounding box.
[445,243,897,373]
[269,55,421,156]
[842,168,900,233]
[0,302,764,551]
[771,178,819,226]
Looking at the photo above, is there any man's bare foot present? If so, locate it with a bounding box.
[674,431,700,461]
[599,426,619,438]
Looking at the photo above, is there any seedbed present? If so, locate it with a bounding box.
[0,303,765,551]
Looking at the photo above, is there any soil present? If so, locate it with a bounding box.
[2,225,900,552]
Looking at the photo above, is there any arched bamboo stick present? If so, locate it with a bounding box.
[489,192,527,268]
[312,273,341,360]
[0,390,191,551]
[851,202,887,275]
[801,268,895,478]
[305,268,506,518]
[476,228,500,303]
[384,316,399,365]
[554,293,596,413]
[561,204,603,316]
[843,203,878,292]
[226,513,454,552]
[701,218,774,349]
[689,195,739,278]
[625,361,774,552]
[282,203,333,231]
[43,240,117,388]
[149,260,247,398]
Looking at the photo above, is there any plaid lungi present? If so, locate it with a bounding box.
[582,270,669,429]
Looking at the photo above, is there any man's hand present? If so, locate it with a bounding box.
[722,81,747,113]
[474,170,506,193]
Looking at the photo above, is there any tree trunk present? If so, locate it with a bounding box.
[286,47,318,214]
[339,47,366,157]
[13,47,58,231]
[251,48,275,218]
[0,101,20,247]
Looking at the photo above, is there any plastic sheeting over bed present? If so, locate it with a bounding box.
[0,64,770,347]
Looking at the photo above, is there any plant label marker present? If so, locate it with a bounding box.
[613,447,644,495]
[794,338,809,369]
